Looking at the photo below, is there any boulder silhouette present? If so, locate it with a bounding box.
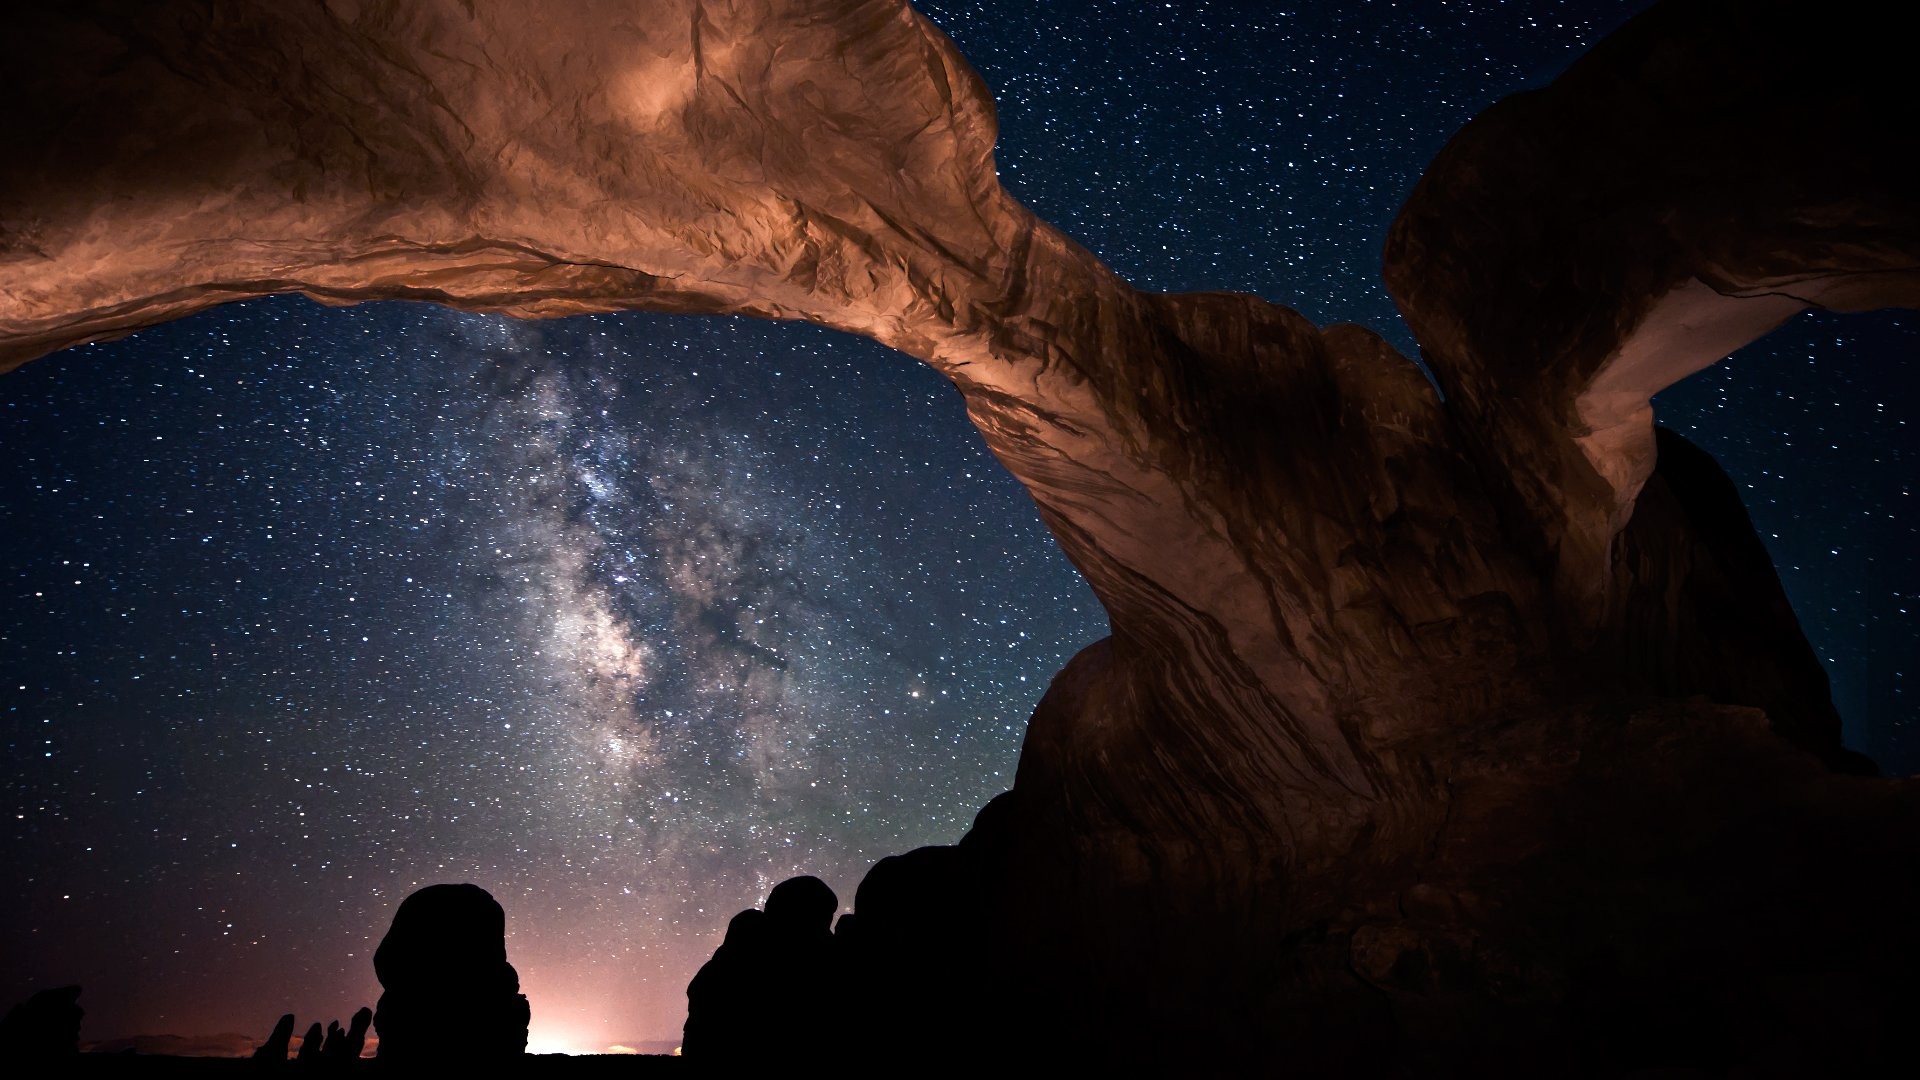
[765,875,837,935]
[839,845,994,1065]
[761,876,840,1056]
[682,876,840,1063]
[251,1006,370,1064]
[0,985,82,1061]
[321,1007,372,1061]
[295,1021,324,1061]
[251,1013,295,1061]
[683,909,767,1060]
[373,883,529,1062]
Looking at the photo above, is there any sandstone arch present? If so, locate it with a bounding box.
[4,0,1916,1070]
[1385,0,1920,612]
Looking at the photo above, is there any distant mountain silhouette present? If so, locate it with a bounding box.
[86,1032,260,1058]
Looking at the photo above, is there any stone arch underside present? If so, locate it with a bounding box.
[4,0,1917,1070]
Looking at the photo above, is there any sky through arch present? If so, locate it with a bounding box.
[0,300,1103,1049]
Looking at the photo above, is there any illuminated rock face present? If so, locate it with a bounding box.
[2,0,1916,1069]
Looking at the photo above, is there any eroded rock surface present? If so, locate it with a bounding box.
[1385,0,1920,611]
[1,0,1535,924]
[3,0,1916,1071]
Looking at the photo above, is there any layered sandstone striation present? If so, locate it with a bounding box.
[3,0,1916,1070]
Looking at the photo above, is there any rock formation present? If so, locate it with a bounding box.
[681,909,767,1061]
[2,0,1916,1071]
[0,985,82,1062]
[252,1006,373,1064]
[683,876,840,1063]
[1385,4,1920,621]
[252,1013,296,1062]
[295,1022,324,1062]
[372,884,529,1062]
[322,1007,373,1061]
[833,812,1008,1064]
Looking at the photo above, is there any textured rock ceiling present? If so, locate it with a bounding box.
[3,0,1512,815]
[5,0,1911,799]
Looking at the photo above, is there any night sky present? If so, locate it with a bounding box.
[3,0,1913,1052]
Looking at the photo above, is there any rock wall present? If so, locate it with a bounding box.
[1384,0,1920,612]
[3,0,1915,1070]
[0,0,1537,867]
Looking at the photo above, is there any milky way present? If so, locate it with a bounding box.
[0,306,1099,1049]
[3,0,1913,1051]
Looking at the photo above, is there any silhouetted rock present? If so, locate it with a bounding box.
[0,985,82,1061]
[251,1013,294,1062]
[837,829,1012,1067]
[321,1007,371,1061]
[682,877,839,1064]
[760,876,839,1056]
[682,909,766,1061]
[373,883,529,1063]
[251,1007,370,1065]
[764,876,836,936]
[295,1022,323,1062]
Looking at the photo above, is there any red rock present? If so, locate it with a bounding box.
[1385,0,1920,613]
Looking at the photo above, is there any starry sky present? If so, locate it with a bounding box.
[2,0,1913,1052]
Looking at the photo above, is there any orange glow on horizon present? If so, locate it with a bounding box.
[525,1024,660,1057]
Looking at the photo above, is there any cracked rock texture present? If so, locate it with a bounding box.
[2,0,1916,1071]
